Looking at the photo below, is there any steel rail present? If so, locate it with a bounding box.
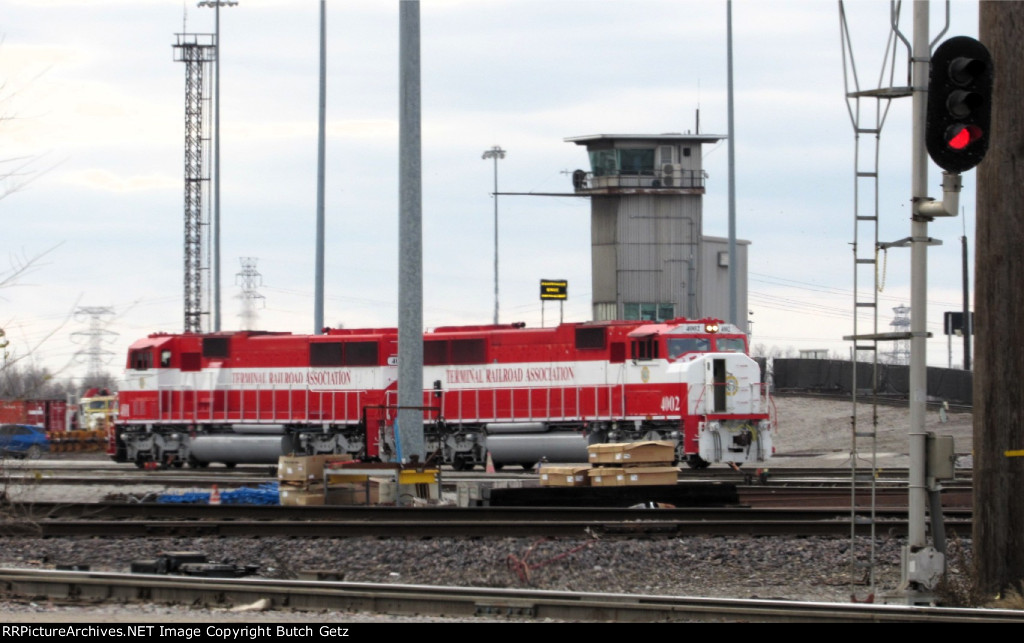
[1,515,973,538]
[0,568,1019,623]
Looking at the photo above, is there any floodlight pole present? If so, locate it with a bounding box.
[482,146,506,325]
[197,0,239,332]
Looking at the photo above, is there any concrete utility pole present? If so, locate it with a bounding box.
[973,2,1024,599]
[397,0,425,464]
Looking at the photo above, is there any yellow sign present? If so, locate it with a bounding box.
[540,279,568,300]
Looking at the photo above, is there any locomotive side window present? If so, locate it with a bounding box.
[343,341,379,366]
[310,342,344,366]
[160,350,172,368]
[667,337,710,359]
[575,327,606,350]
[130,349,152,371]
[450,338,486,365]
[631,336,659,361]
[202,337,230,359]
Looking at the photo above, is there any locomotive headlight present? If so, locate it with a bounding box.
[704,323,720,333]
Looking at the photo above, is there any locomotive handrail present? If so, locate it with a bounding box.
[152,381,367,426]
[413,382,629,425]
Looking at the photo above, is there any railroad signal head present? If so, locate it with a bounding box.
[926,36,994,173]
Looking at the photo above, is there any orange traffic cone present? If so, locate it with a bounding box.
[209,485,221,505]
[485,451,495,474]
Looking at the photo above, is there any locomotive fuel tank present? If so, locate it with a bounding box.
[189,435,293,465]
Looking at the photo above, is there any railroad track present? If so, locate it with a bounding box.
[0,568,1018,623]
[1,502,973,538]
[1,460,974,486]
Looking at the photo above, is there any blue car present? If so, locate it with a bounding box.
[0,424,50,459]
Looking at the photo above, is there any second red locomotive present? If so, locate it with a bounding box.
[111,318,775,470]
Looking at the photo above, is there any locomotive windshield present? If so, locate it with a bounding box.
[715,337,747,352]
[667,337,710,359]
[666,336,747,359]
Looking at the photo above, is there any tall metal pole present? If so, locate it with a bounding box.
[198,0,240,331]
[214,2,221,332]
[482,146,505,325]
[397,0,424,464]
[726,0,738,328]
[906,1,933,602]
[314,0,327,334]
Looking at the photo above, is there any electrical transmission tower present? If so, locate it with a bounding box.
[70,306,118,382]
[887,304,911,365]
[173,33,216,333]
[235,257,265,330]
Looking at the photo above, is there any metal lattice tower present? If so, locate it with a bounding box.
[235,257,265,331]
[70,306,118,381]
[173,34,216,333]
[887,304,912,365]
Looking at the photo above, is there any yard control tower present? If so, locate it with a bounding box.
[566,133,747,326]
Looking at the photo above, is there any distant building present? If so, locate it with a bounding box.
[566,133,748,328]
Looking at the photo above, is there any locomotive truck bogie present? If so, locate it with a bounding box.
[113,319,775,470]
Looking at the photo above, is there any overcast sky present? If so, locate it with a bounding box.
[1,0,980,384]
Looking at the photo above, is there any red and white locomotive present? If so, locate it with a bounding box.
[110,318,775,470]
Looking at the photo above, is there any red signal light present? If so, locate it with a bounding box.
[947,124,982,151]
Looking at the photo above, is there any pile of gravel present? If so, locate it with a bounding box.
[0,533,975,621]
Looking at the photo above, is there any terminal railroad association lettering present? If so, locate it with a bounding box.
[232,370,353,386]
[445,365,574,385]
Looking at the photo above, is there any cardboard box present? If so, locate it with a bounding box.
[278,454,331,483]
[279,484,326,506]
[539,464,591,487]
[324,479,397,505]
[622,466,679,486]
[587,441,675,466]
[587,467,625,487]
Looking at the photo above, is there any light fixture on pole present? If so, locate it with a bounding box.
[197,0,239,332]
[481,145,506,325]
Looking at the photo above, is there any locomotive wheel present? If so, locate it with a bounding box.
[224,462,237,469]
[451,455,469,471]
[686,454,711,470]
